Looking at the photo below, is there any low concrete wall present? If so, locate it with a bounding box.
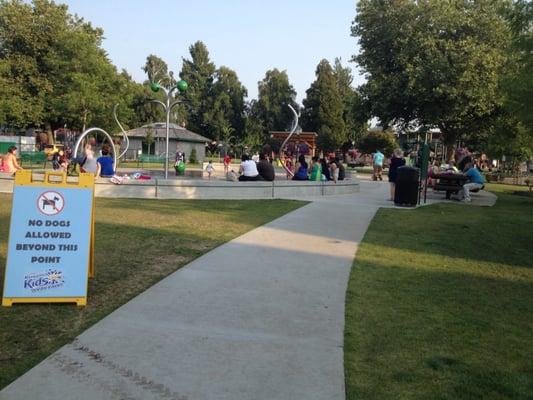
[0,173,360,200]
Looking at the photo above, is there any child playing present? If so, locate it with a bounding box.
[205,160,215,179]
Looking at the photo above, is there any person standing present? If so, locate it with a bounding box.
[223,154,232,174]
[388,148,405,201]
[205,161,215,179]
[373,149,384,181]
[4,146,23,174]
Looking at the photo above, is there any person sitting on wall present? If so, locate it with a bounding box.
[96,145,114,178]
[320,157,331,181]
[292,155,309,181]
[238,154,260,181]
[256,153,275,181]
[3,146,23,174]
[309,156,322,181]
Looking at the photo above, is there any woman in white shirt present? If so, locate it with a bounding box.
[238,154,259,181]
[81,144,98,174]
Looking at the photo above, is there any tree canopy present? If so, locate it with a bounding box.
[0,0,139,132]
[302,59,346,151]
[352,0,511,147]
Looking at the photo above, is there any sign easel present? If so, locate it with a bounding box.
[2,170,95,306]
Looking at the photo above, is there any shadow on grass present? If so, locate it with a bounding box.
[358,192,533,269]
[0,194,305,389]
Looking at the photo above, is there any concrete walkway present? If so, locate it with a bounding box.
[0,181,495,400]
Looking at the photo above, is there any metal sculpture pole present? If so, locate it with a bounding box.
[73,104,131,175]
[73,127,118,173]
[279,104,300,177]
[148,79,188,179]
[113,103,130,160]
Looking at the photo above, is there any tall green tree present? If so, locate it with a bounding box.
[352,0,511,150]
[179,41,216,137]
[501,0,533,132]
[302,59,346,151]
[142,54,172,87]
[254,69,298,136]
[0,0,140,132]
[205,66,247,140]
[332,57,368,146]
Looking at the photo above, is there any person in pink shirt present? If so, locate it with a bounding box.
[4,146,23,174]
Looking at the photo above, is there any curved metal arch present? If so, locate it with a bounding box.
[279,104,300,177]
[73,127,117,175]
[113,103,130,160]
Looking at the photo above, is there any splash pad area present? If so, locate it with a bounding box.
[0,168,360,200]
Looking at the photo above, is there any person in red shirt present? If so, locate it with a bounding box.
[223,154,232,174]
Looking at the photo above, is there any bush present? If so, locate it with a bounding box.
[189,148,197,164]
[358,131,398,157]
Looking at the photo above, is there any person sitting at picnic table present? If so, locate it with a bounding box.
[292,155,309,181]
[96,145,114,178]
[3,146,23,174]
[238,154,260,181]
[458,161,485,203]
[256,153,275,181]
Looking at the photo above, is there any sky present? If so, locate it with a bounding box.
[61,0,364,104]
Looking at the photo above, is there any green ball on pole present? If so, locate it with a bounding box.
[150,82,160,92]
[177,80,188,93]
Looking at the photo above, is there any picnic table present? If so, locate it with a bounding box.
[433,172,469,199]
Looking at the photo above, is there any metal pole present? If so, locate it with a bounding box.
[165,97,170,179]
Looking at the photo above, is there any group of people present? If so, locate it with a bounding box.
[0,143,115,178]
[290,154,346,182]
[225,153,347,183]
[386,147,485,203]
[61,143,114,178]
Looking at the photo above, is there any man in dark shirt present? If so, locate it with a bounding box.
[256,153,275,181]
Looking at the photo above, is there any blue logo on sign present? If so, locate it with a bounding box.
[24,269,65,292]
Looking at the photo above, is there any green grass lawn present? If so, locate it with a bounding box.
[0,195,305,389]
[344,183,533,399]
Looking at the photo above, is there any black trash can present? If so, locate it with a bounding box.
[394,166,420,207]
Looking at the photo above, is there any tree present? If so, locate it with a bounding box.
[205,66,247,140]
[501,0,533,132]
[0,0,142,132]
[254,69,298,137]
[301,59,346,151]
[352,0,511,150]
[332,57,369,147]
[358,130,398,157]
[179,41,216,137]
[142,54,172,87]
[145,126,154,155]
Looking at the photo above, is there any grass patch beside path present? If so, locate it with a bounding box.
[344,184,533,400]
[0,195,305,389]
